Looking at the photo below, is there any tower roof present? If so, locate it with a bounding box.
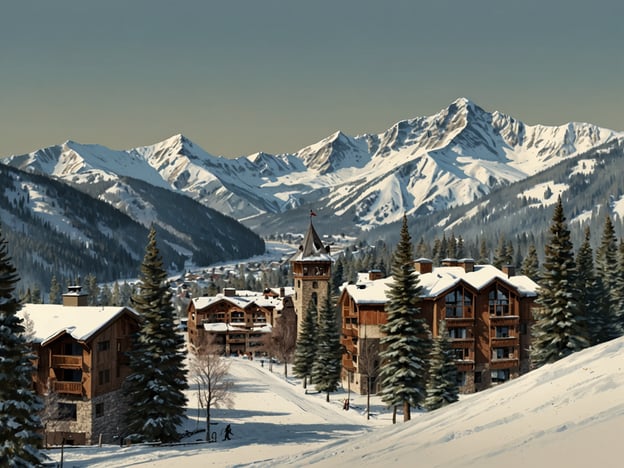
[290,221,333,262]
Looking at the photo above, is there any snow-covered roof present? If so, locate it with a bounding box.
[192,290,291,312]
[17,304,139,346]
[289,221,333,262]
[345,264,539,305]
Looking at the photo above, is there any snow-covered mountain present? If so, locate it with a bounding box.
[4,98,622,233]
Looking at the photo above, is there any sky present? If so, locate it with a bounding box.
[45,334,624,467]
[2,1,624,158]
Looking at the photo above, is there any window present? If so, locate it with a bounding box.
[456,371,466,387]
[64,342,82,356]
[95,402,104,418]
[57,403,77,421]
[495,326,511,338]
[491,369,510,383]
[492,347,513,360]
[445,289,473,318]
[97,340,110,352]
[453,348,469,360]
[59,369,82,382]
[312,281,318,289]
[489,286,510,316]
[449,327,467,339]
[98,369,110,385]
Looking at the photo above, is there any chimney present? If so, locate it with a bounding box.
[368,270,383,281]
[441,258,458,267]
[459,258,475,273]
[62,285,89,307]
[414,258,433,274]
[502,265,516,277]
[223,287,236,297]
[279,287,285,298]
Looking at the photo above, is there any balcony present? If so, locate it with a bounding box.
[53,381,83,395]
[51,355,82,368]
[491,336,518,347]
[490,358,518,369]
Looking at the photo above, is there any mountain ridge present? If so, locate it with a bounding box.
[3,98,622,235]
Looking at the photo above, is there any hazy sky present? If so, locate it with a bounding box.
[2,1,623,158]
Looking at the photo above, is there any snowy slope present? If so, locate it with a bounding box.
[45,335,624,467]
[4,99,622,231]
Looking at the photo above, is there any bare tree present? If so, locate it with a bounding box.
[269,308,297,378]
[190,337,234,441]
[358,337,380,420]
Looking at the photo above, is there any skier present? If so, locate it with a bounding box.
[223,424,233,441]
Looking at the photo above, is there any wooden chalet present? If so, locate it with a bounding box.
[339,259,538,394]
[187,287,295,355]
[18,286,141,446]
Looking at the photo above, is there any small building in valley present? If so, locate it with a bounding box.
[187,287,295,355]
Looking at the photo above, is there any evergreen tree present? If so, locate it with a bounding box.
[378,214,431,422]
[311,291,342,402]
[49,274,62,304]
[575,227,605,345]
[532,197,588,367]
[85,273,99,306]
[0,226,44,465]
[478,237,489,264]
[424,321,459,411]
[493,235,507,269]
[521,243,540,281]
[293,300,319,389]
[595,215,619,341]
[614,240,624,336]
[123,227,188,443]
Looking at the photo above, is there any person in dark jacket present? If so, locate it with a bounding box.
[224,424,233,440]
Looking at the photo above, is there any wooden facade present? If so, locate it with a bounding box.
[339,260,538,394]
[21,297,140,446]
[187,288,295,356]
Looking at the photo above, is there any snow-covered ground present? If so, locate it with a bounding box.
[45,336,624,467]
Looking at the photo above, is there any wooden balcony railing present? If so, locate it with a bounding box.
[53,381,83,395]
[51,355,82,368]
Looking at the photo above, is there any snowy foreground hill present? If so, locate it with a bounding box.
[47,336,624,467]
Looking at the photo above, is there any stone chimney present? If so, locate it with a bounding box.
[459,258,475,273]
[62,285,89,307]
[502,265,516,277]
[368,270,383,281]
[413,258,433,274]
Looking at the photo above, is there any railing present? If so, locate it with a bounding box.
[51,355,82,367]
[53,381,83,395]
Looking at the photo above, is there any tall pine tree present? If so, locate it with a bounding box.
[293,300,319,389]
[378,214,431,422]
[575,227,605,345]
[0,226,44,465]
[311,291,342,402]
[595,215,620,342]
[123,227,188,443]
[424,320,459,411]
[532,197,588,367]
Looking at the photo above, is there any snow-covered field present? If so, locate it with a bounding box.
[46,336,624,467]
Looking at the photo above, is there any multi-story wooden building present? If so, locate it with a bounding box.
[187,287,295,355]
[18,286,141,446]
[339,258,538,394]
